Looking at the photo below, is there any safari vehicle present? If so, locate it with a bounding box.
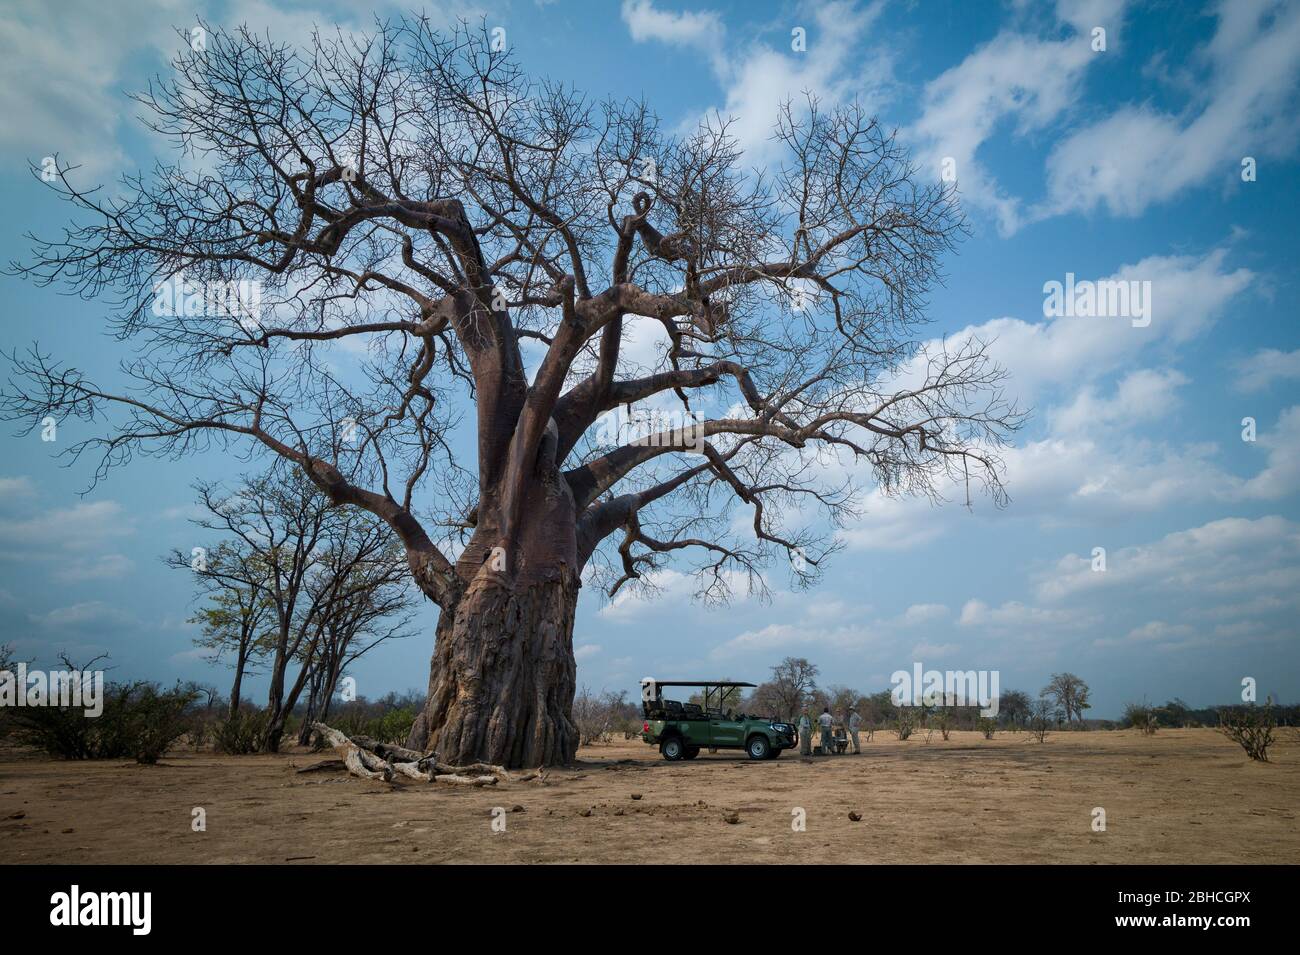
[639,679,798,760]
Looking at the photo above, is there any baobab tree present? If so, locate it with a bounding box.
[3,19,1020,767]
[1041,672,1091,725]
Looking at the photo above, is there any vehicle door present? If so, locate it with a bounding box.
[709,715,745,746]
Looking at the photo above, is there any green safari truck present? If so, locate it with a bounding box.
[639,679,798,760]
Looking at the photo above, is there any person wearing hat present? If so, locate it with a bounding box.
[847,706,863,754]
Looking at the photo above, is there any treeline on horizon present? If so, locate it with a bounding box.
[569,657,1299,744]
[3,644,1294,763]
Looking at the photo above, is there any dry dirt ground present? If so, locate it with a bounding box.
[2,728,1298,864]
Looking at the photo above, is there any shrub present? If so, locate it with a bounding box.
[893,708,915,741]
[332,705,417,744]
[214,708,272,754]
[1027,700,1053,743]
[978,717,996,739]
[1123,701,1159,736]
[9,681,197,763]
[128,684,200,763]
[1217,703,1276,762]
[935,708,953,741]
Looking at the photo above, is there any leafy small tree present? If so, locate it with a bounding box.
[768,658,820,721]
[1041,673,1090,726]
[1123,700,1159,735]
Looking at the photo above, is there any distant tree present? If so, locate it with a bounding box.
[572,687,635,745]
[828,684,861,720]
[1041,673,1090,725]
[768,658,820,720]
[862,690,896,728]
[174,468,413,750]
[295,526,415,744]
[1027,698,1054,743]
[998,689,1033,727]
[1157,697,1192,727]
[170,536,277,720]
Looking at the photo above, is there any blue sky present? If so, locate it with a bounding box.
[1,0,1298,717]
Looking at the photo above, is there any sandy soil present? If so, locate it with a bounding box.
[2,728,1297,864]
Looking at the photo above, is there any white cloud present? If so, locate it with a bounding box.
[621,0,723,50]
[54,553,135,583]
[1048,368,1189,435]
[30,600,137,631]
[909,641,959,659]
[958,598,1086,631]
[908,1,1128,234]
[1231,347,1300,393]
[710,618,875,659]
[1038,0,1300,220]
[899,603,950,625]
[0,0,182,181]
[626,0,890,164]
[0,476,37,498]
[1236,405,1300,501]
[0,499,134,559]
[1035,514,1300,603]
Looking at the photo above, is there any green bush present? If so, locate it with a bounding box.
[213,708,271,754]
[129,684,200,763]
[1122,701,1158,735]
[9,681,197,763]
[332,705,417,744]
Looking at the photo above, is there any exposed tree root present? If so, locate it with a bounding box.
[312,723,546,786]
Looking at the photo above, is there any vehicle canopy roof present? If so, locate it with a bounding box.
[639,679,756,708]
[639,680,756,688]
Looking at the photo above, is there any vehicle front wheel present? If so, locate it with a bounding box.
[746,735,771,760]
[684,746,701,759]
[661,737,685,761]
[768,747,782,759]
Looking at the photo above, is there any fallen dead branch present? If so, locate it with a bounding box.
[311,723,546,786]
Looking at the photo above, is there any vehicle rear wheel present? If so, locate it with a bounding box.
[746,735,771,760]
[684,746,701,759]
[661,737,685,761]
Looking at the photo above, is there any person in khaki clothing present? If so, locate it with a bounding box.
[847,707,863,754]
[818,707,834,754]
[798,707,813,756]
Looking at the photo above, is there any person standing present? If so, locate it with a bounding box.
[818,706,834,755]
[798,707,813,756]
[847,707,863,754]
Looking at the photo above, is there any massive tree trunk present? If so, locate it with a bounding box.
[408,572,579,767]
[408,467,581,768]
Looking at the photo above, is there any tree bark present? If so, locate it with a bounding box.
[228,648,247,722]
[408,570,579,768]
